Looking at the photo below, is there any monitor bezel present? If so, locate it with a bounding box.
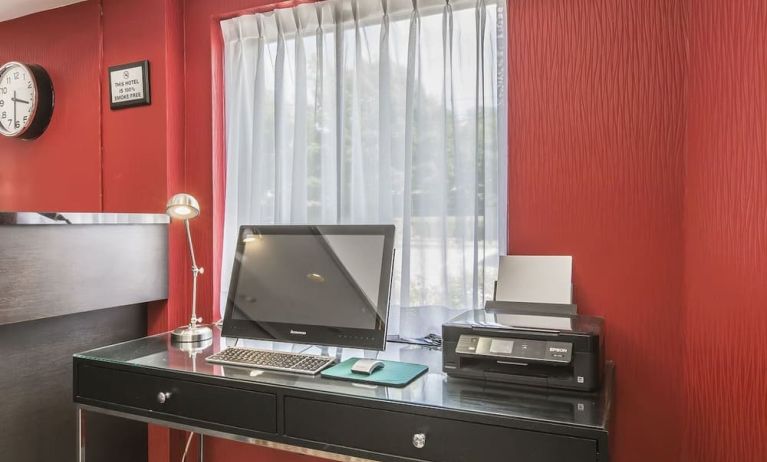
[221,224,396,351]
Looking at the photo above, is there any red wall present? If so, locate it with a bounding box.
[0,0,178,214]
[683,1,767,461]
[506,1,687,461]
[101,0,169,213]
[0,2,102,211]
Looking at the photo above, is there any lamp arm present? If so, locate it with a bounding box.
[184,219,198,270]
[184,219,203,327]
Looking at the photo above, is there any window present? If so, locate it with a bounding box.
[220,0,507,336]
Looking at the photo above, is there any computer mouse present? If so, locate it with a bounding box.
[351,358,385,375]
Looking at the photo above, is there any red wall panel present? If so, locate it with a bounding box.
[101,0,170,213]
[0,2,102,211]
[683,1,767,461]
[506,1,686,461]
[0,0,177,214]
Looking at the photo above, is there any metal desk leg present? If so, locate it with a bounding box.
[76,407,85,462]
[199,434,204,462]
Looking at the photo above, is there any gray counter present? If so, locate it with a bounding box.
[0,212,169,325]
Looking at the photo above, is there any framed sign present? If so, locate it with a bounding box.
[108,60,150,109]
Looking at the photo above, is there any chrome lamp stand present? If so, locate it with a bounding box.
[166,193,213,343]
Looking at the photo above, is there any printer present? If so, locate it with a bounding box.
[442,307,604,392]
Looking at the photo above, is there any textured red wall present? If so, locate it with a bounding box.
[0,0,178,214]
[506,1,686,461]
[0,2,102,211]
[684,1,767,461]
[101,0,169,213]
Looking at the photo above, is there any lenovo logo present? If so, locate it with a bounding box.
[290,329,307,335]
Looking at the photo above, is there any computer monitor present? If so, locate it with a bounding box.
[222,225,396,350]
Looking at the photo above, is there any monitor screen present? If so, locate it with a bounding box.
[222,225,395,350]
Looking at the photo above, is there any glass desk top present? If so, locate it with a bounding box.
[75,326,613,431]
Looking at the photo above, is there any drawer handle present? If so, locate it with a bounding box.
[412,433,426,449]
[156,392,172,404]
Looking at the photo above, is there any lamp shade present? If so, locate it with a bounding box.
[166,193,200,219]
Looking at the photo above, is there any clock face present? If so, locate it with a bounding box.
[0,63,37,137]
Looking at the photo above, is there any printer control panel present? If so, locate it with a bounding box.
[455,335,573,364]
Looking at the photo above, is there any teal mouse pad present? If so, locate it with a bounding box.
[321,358,428,388]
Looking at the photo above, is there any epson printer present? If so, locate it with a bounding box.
[442,304,604,392]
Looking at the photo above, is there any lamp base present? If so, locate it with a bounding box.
[175,337,213,353]
[171,324,213,343]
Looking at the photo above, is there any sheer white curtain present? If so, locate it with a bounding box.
[220,0,507,337]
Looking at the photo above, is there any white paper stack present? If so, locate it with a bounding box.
[495,255,573,304]
[493,255,574,330]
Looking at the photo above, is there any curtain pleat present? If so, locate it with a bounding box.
[291,8,308,223]
[221,0,506,336]
[378,0,393,224]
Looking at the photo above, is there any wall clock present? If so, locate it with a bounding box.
[0,61,54,140]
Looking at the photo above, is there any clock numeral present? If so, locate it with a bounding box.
[13,72,19,80]
[1,112,5,119]
[14,121,19,129]
[0,100,4,107]
[27,81,32,89]
[0,87,6,94]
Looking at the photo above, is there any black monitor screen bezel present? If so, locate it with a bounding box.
[221,224,395,351]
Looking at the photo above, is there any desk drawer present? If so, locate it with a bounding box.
[77,364,276,433]
[285,397,596,462]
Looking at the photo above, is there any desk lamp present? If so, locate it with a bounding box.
[166,193,213,343]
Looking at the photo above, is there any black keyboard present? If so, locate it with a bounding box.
[205,347,335,375]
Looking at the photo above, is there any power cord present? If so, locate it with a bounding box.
[387,333,443,349]
[423,333,443,348]
[181,432,194,462]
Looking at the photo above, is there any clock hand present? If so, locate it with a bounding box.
[13,91,16,128]
[11,96,29,104]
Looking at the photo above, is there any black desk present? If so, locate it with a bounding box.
[73,328,613,462]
